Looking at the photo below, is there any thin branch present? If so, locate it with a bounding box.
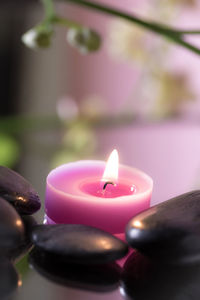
[58,0,200,56]
[175,30,200,35]
[42,0,55,19]
[52,16,82,29]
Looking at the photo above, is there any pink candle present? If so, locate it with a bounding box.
[45,150,153,236]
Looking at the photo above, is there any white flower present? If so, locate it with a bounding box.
[66,27,101,54]
[22,27,53,49]
[21,29,38,49]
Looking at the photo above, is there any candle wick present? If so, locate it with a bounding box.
[103,181,115,190]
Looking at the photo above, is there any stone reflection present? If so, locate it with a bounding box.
[121,251,200,300]
[29,248,121,293]
[0,259,19,299]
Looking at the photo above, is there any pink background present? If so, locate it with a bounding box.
[60,1,200,206]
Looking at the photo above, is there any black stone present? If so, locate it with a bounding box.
[31,224,129,264]
[0,197,24,255]
[29,248,121,292]
[7,216,37,261]
[121,251,200,300]
[0,166,41,215]
[0,259,19,299]
[126,190,200,264]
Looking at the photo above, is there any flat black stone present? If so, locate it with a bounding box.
[29,248,121,292]
[31,224,129,264]
[0,197,24,255]
[0,259,19,299]
[121,251,200,300]
[126,190,200,264]
[0,166,41,215]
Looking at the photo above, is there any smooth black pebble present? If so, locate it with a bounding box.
[0,165,41,214]
[0,197,24,255]
[126,190,200,264]
[29,248,121,292]
[0,259,19,299]
[7,215,37,261]
[31,224,129,264]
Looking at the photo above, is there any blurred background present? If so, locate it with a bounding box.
[1,0,200,299]
[1,0,200,221]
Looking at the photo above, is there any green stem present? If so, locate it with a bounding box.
[59,0,178,34]
[175,30,200,35]
[42,0,55,20]
[170,37,200,55]
[58,0,200,56]
[52,16,82,29]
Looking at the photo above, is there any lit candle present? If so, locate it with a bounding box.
[45,150,153,238]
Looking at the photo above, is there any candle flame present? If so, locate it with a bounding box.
[102,149,119,183]
[18,279,23,287]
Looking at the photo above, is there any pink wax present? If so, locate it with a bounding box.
[45,160,153,235]
[81,181,136,198]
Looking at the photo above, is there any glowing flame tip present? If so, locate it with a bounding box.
[102,149,119,183]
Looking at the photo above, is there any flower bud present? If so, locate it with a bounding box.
[22,26,53,49]
[66,27,101,54]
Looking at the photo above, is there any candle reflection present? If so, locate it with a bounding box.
[132,220,143,228]
[9,216,36,261]
[97,239,113,250]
